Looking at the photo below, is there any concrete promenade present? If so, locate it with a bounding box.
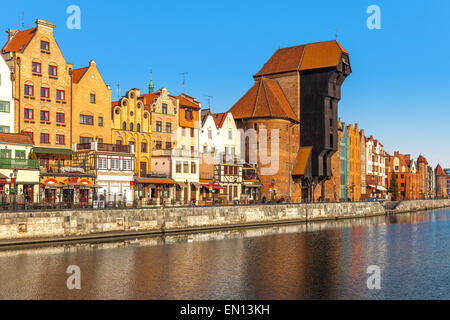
[0,199,449,247]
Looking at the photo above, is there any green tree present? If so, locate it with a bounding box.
[389,174,399,201]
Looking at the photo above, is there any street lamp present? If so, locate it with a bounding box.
[212,177,216,206]
[352,182,355,202]
[10,168,18,210]
[271,179,275,204]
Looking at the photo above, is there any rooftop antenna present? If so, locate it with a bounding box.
[117,83,120,100]
[21,12,24,28]
[334,29,338,40]
[204,94,213,109]
[181,72,188,92]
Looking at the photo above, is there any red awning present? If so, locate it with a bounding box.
[136,178,176,185]
[200,184,225,190]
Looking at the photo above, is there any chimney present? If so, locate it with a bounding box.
[6,29,19,41]
[35,19,55,33]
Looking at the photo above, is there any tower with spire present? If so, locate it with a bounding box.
[148,70,154,94]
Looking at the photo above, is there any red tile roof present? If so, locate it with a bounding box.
[212,112,228,128]
[254,40,348,77]
[141,92,161,105]
[179,95,200,110]
[2,28,36,53]
[228,77,298,122]
[436,164,447,176]
[72,67,88,83]
[111,101,119,108]
[417,155,428,164]
[0,133,33,145]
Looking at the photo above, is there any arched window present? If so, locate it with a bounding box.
[137,123,140,132]
[122,122,126,130]
[130,122,134,131]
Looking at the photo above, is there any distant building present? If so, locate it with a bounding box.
[417,155,429,199]
[428,166,436,198]
[435,164,447,198]
[365,136,388,198]
[387,152,419,200]
[347,123,361,201]
[444,168,450,198]
[360,129,366,198]
[339,121,349,200]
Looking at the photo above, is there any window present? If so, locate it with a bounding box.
[129,142,135,152]
[130,122,134,131]
[116,140,122,145]
[185,108,193,120]
[156,121,162,132]
[97,158,107,169]
[49,65,57,76]
[32,62,41,73]
[40,110,49,121]
[24,84,34,96]
[80,137,93,143]
[330,133,334,148]
[98,116,103,127]
[136,123,140,132]
[111,159,120,170]
[165,142,171,150]
[122,122,126,130]
[56,134,65,145]
[40,87,49,98]
[80,114,94,125]
[40,40,50,51]
[183,161,189,173]
[141,142,147,153]
[208,129,212,139]
[155,141,162,149]
[0,126,10,133]
[0,101,10,113]
[0,149,11,159]
[24,131,33,140]
[97,138,103,144]
[176,161,181,173]
[56,90,65,100]
[90,94,96,104]
[228,129,232,140]
[166,122,172,133]
[123,159,132,170]
[190,128,194,137]
[162,103,168,114]
[40,133,50,144]
[15,150,26,159]
[191,162,196,174]
[56,112,64,123]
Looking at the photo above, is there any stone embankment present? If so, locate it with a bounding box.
[0,199,449,246]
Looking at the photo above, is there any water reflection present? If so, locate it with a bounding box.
[1,209,450,299]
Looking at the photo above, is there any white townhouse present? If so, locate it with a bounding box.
[0,56,13,133]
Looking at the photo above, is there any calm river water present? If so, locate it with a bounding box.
[1,209,450,300]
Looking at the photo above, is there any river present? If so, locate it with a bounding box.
[1,209,450,299]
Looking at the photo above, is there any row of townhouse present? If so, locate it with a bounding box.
[324,120,446,202]
[0,19,262,207]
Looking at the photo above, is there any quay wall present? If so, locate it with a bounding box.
[0,200,449,244]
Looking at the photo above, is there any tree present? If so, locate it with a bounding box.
[389,174,399,201]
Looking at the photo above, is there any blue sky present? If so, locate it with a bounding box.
[2,0,449,167]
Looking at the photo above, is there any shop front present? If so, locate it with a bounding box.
[135,177,176,206]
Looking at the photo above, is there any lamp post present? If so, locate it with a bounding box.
[271,179,275,204]
[352,182,355,202]
[212,177,216,206]
[10,168,18,210]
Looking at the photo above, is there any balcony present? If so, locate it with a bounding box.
[75,142,132,154]
[0,159,39,169]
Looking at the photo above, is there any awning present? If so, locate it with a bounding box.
[292,147,312,176]
[377,186,387,191]
[136,178,176,184]
[33,147,75,155]
[200,184,225,190]
[0,173,7,184]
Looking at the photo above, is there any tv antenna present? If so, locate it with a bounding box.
[334,29,338,40]
[181,72,188,92]
[204,94,213,109]
[21,12,24,28]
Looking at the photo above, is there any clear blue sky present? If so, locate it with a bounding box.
[2,0,449,167]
